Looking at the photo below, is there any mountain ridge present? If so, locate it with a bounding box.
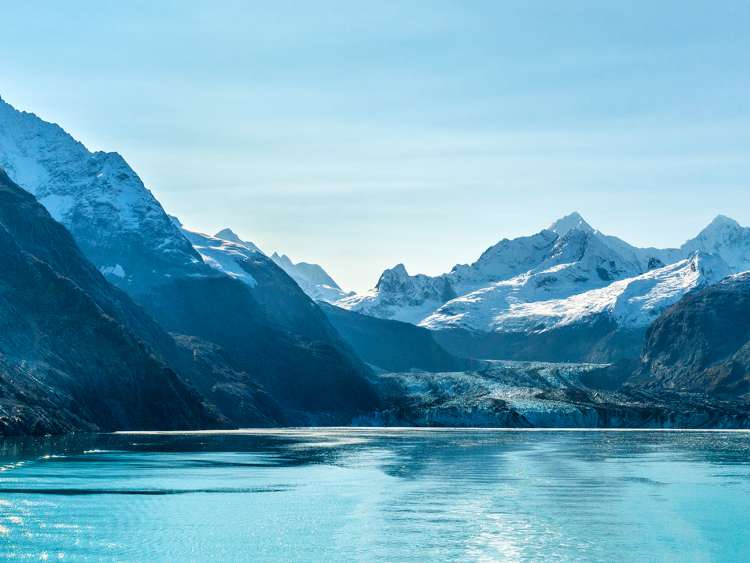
[338,212,750,334]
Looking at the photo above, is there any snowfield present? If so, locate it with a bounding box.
[339,212,750,336]
[182,228,260,287]
[421,252,731,333]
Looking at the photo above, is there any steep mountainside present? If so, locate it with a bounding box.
[214,227,263,254]
[0,96,379,424]
[0,96,204,293]
[681,215,750,272]
[320,302,477,373]
[185,228,356,343]
[0,169,219,435]
[636,273,750,398]
[169,228,380,422]
[208,227,350,302]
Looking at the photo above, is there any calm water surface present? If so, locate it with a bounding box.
[0,428,749,561]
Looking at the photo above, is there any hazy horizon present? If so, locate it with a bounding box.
[2,1,749,291]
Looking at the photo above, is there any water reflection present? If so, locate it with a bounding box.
[0,429,749,561]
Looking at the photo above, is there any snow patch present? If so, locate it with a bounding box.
[182,228,258,287]
[100,264,126,279]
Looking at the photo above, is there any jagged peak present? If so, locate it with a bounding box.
[387,263,409,276]
[547,211,595,236]
[706,214,741,230]
[270,252,294,267]
[688,215,744,243]
[376,263,409,288]
[214,227,243,243]
[552,222,599,249]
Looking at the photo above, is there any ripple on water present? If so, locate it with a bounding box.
[0,429,749,560]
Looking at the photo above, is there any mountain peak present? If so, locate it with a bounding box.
[691,214,743,241]
[681,215,750,273]
[270,252,347,301]
[375,264,409,289]
[214,228,263,254]
[270,252,294,268]
[215,227,243,243]
[389,263,409,276]
[706,214,740,230]
[547,212,594,236]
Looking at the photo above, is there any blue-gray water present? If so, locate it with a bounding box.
[1,429,749,561]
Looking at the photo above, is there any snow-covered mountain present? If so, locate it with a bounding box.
[337,263,456,323]
[681,215,750,272]
[214,227,264,254]
[338,211,750,351]
[422,252,730,333]
[0,96,205,293]
[270,252,351,303]
[338,212,675,323]
[201,226,349,303]
[548,212,681,272]
[182,227,262,288]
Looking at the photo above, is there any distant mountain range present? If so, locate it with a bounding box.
[270,252,352,303]
[1,93,749,434]
[335,211,750,364]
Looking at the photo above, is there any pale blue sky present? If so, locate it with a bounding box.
[2,1,749,290]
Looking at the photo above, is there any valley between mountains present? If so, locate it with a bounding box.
[1,94,750,435]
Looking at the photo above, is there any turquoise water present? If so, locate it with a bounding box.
[1,429,749,561]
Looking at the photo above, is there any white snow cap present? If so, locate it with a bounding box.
[547,212,595,236]
[704,214,741,231]
[214,228,244,243]
[338,211,750,331]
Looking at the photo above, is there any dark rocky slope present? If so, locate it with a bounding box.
[432,320,645,364]
[636,273,750,398]
[146,229,380,424]
[147,273,379,424]
[0,170,220,435]
[320,303,477,372]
